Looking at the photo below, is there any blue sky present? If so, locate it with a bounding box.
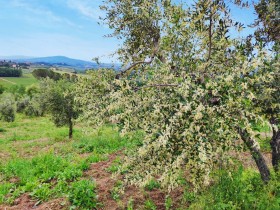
[0,0,257,62]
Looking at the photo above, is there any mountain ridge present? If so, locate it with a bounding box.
[0,55,121,71]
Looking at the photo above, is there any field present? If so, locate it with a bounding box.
[0,74,38,88]
[0,114,279,209]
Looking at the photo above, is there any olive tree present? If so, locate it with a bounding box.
[41,79,78,139]
[0,93,16,122]
[250,0,280,172]
[77,0,277,189]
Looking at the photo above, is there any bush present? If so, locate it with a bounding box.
[24,95,45,117]
[0,93,16,122]
[8,85,25,97]
[69,179,98,209]
[16,97,30,113]
[26,84,40,98]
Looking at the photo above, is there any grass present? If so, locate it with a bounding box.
[188,167,280,210]
[0,74,38,88]
[0,113,141,208]
[0,114,278,209]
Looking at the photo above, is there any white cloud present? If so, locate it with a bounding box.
[10,0,78,27]
[67,0,104,21]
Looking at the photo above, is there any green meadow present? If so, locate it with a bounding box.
[0,74,38,88]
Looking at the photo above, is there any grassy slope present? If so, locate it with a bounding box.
[0,114,141,209]
[0,114,279,209]
[0,74,38,88]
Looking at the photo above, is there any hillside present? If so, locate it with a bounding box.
[1,56,121,71]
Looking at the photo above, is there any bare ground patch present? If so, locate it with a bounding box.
[0,194,69,210]
[84,151,184,210]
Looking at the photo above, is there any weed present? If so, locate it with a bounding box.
[69,179,97,209]
[127,198,134,210]
[110,180,124,201]
[165,196,173,210]
[188,167,280,210]
[144,199,157,210]
[30,183,53,201]
[145,179,160,191]
[106,157,122,173]
[0,182,15,204]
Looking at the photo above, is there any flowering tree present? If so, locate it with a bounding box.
[77,0,278,188]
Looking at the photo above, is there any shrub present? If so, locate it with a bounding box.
[26,84,40,98]
[16,96,30,113]
[0,93,16,122]
[24,95,45,117]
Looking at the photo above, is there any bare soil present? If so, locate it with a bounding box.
[84,152,184,210]
[0,194,69,210]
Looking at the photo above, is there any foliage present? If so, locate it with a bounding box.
[32,69,61,81]
[145,179,161,191]
[76,0,279,190]
[8,85,26,98]
[26,84,40,98]
[0,67,22,77]
[254,0,280,46]
[189,167,280,210]
[41,78,78,138]
[24,95,45,117]
[16,96,30,113]
[0,93,16,122]
[69,179,98,209]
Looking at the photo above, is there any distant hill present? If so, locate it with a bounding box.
[1,56,121,71]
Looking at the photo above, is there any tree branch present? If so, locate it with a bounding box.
[116,59,154,79]
[134,84,179,91]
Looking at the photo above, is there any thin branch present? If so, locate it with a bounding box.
[116,40,161,79]
[207,10,213,61]
[134,83,179,91]
[116,59,154,79]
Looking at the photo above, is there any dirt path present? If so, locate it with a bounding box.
[0,78,16,85]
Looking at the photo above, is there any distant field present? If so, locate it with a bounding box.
[0,73,38,88]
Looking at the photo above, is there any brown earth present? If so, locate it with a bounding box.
[84,152,184,210]
[0,194,69,210]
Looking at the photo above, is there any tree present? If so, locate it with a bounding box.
[254,0,280,47]
[32,69,62,81]
[41,79,78,139]
[251,0,280,173]
[77,0,277,188]
[0,93,16,122]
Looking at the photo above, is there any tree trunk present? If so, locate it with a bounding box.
[239,129,270,183]
[69,118,73,139]
[271,128,280,172]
